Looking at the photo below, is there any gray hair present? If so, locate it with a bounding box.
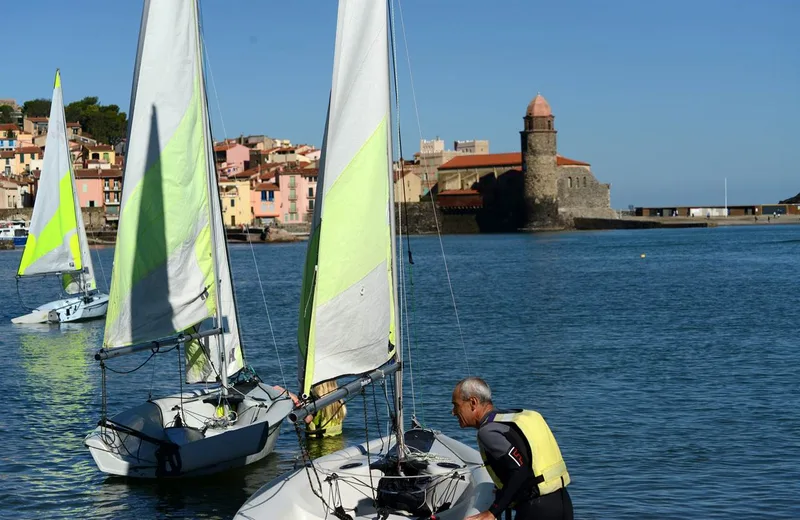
[456,377,492,404]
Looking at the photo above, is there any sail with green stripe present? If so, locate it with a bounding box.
[102,0,243,384]
[17,69,97,294]
[298,0,396,396]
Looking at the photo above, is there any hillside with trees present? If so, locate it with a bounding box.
[9,96,127,145]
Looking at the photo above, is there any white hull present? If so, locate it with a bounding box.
[85,382,293,478]
[11,292,109,324]
[234,428,494,519]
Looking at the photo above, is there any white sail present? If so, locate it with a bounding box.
[102,0,243,383]
[297,0,395,396]
[18,70,95,294]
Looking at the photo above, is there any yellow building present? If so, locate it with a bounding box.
[84,144,115,166]
[394,170,422,203]
[219,179,251,227]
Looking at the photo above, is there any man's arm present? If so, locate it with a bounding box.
[478,425,535,518]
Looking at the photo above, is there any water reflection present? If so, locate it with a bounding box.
[14,322,103,519]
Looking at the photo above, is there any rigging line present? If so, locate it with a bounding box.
[395,0,471,375]
[198,8,228,140]
[362,389,376,506]
[389,0,419,421]
[244,224,287,388]
[90,229,109,292]
[200,14,287,389]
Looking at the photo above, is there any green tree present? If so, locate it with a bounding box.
[64,97,127,145]
[22,98,51,117]
[0,105,13,124]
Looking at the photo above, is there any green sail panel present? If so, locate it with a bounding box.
[18,70,83,280]
[299,0,395,396]
[104,0,243,383]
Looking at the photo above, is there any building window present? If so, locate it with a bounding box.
[568,177,572,188]
[103,152,109,161]
[91,153,99,160]
[308,187,313,197]
[290,188,296,199]
[19,153,23,162]
[82,183,88,193]
[290,212,298,221]
[289,176,296,188]
[261,191,267,201]
[583,177,587,187]
[104,179,109,189]
[230,199,235,207]
[268,191,274,201]
[89,200,95,207]
[308,199,315,210]
[290,202,297,212]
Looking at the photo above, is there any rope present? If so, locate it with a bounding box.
[394,0,471,375]
[244,224,287,388]
[362,389,376,507]
[90,231,109,292]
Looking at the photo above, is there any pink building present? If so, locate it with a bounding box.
[278,168,318,224]
[74,168,123,226]
[214,143,250,172]
[251,182,281,225]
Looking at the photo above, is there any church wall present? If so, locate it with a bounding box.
[557,166,613,218]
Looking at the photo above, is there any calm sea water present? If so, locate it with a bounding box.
[1,226,799,519]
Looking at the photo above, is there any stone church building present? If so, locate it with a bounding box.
[436,93,614,229]
[522,94,614,227]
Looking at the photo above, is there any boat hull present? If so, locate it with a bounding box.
[234,428,495,519]
[84,382,293,478]
[11,293,109,324]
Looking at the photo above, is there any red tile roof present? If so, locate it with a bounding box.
[439,189,481,195]
[254,182,279,191]
[557,155,591,166]
[436,189,482,209]
[438,152,589,170]
[16,146,42,154]
[86,144,113,151]
[66,122,81,128]
[27,117,48,123]
[0,151,14,159]
[214,143,236,152]
[0,123,18,132]
[75,168,122,179]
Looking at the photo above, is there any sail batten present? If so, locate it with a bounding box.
[17,69,96,292]
[298,0,395,396]
[103,0,243,383]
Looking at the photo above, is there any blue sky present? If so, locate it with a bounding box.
[2,0,798,207]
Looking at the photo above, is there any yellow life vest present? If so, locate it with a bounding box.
[305,403,344,438]
[479,409,570,496]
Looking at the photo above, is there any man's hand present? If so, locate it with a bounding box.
[465,512,496,520]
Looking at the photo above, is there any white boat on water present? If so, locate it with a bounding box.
[234,1,494,517]
[0,220,29,247]
[83,0,292,479]
[12,70,108,325]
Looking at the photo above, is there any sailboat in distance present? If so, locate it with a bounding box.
[83,0,292,478]
[12,70,109,324]
[235,1,494,517]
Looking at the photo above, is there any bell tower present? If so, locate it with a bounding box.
[520,93,559,227]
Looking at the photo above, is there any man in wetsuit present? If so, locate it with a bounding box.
[452,377,573,520]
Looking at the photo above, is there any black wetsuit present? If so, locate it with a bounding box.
[478,410,573,520]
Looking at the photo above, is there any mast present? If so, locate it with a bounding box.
[194,0,228,395]
[386,0,405,457]
[58,69,89,297]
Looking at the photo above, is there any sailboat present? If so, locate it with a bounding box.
[12,70,109,325]
[234,1,494,517]
[83,0,292,478]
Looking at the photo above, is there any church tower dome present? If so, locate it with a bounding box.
[526,93,552,117]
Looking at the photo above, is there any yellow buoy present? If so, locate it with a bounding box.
[640,253,646,258]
